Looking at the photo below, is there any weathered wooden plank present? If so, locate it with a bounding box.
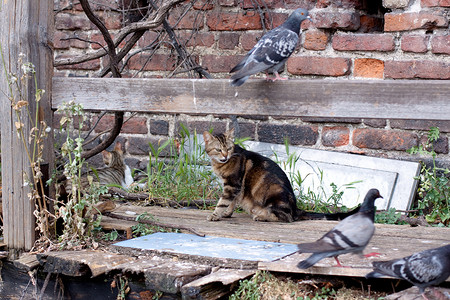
[13,253,40,271]
[0,0,54,252]
[108,205,450,280]
[37,250,136,277]
[52,78,450,120]
[181,269,255,300]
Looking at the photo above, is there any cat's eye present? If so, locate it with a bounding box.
[215,148,221,152]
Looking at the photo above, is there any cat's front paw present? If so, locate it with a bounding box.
[207,214,221,221]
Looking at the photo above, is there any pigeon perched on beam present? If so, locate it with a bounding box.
[230,8,311,87]
[366,244,450,300]
[297,189,383,269]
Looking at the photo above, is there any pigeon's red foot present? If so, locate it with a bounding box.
[333,257,351,268]
[364,252,381,258]
[265,72,288,82]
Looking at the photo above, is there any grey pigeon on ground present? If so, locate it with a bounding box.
[365,244,450,300]
[230,8,311,87]
[297,189,383,269]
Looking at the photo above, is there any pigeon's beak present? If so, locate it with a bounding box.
[307,15,312,22]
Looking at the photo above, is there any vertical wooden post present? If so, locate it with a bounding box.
[0,0,53,253]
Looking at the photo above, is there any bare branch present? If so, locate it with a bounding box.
[54,0,186,67]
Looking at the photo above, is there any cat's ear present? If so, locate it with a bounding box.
[114,142,123,154]
[226,128,235,139]
[203,131,213,143]
[102,150,112,164]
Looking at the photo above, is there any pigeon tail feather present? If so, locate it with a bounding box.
[297,253,331,269]
[230,76,249,87]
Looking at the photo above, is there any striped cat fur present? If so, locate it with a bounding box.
[203,129,358,222]
[64,142,127,194]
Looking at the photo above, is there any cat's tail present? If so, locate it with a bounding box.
[296,205,360,221]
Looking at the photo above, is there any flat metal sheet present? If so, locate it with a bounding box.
[114,232,298,262]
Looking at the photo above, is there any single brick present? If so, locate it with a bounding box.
[322,126,350,147]
[363,119,387,128]
[354,58,384,78]
[332,34,395,51]
[353,128,418,151]
[419,135,449,154]
[219,0,237,6]
[55,55,100,70]
[55,13,92,30]
[236,123,256,139]
[97,11,123,30]
[201,55,244,73]
[150,119,170,136]
[359,15,384,33]
[401,35,429,53]
[175,121,227,136]
[240,32,261,51]
[431,35,450,54]
[390,120,450,133]
[421,0,450,7]
[218,33,240,50]
[75,0,119,11]
[240,0,285,9]
[67,32,90,49]
[382,0,409,8]
[193,0,215,10]
[317,0,362,8]
[53,31,71,49]
[287,56,350,77]
[168,11,204,30]
[301,117,361,124]
[264,12,289,28]
[311,11,360,30]
[258,124,319,146]
[385,60,450,79]
[303,30,329,51]
[384,12,448,31]
[138,31,162,48]
[206,11,262,31]
[94,115,148,134]
[128,53,177,71]
[127,136,171,157]
[183,32,215,47]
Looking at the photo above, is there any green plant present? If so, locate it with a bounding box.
[273,139,360,214]
[55,101,107,248]
[103,230,119,241]
[131,213,174,237]
[229,271,269,300]
[142,125,221,206]
[407,127,450,226]
[375,208,405,225]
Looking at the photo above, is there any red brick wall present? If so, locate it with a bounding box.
[53,0,450,169]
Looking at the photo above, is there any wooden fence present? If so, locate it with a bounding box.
[1,0,450,251]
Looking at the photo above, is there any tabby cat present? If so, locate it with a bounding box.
[65,142,128,194]
[203,129,356,222]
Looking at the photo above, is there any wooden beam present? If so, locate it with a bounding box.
[0,0,54,252]
[52,77,450,120]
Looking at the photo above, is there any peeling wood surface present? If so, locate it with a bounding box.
[52,78,450,120]
[13,253,40,271]
[37,250,136,277]
[181,269,256,300]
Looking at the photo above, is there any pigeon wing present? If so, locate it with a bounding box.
[231,28,298,79]
[403,249,448,285]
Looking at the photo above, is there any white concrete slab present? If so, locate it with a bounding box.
[245,141,420,211]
